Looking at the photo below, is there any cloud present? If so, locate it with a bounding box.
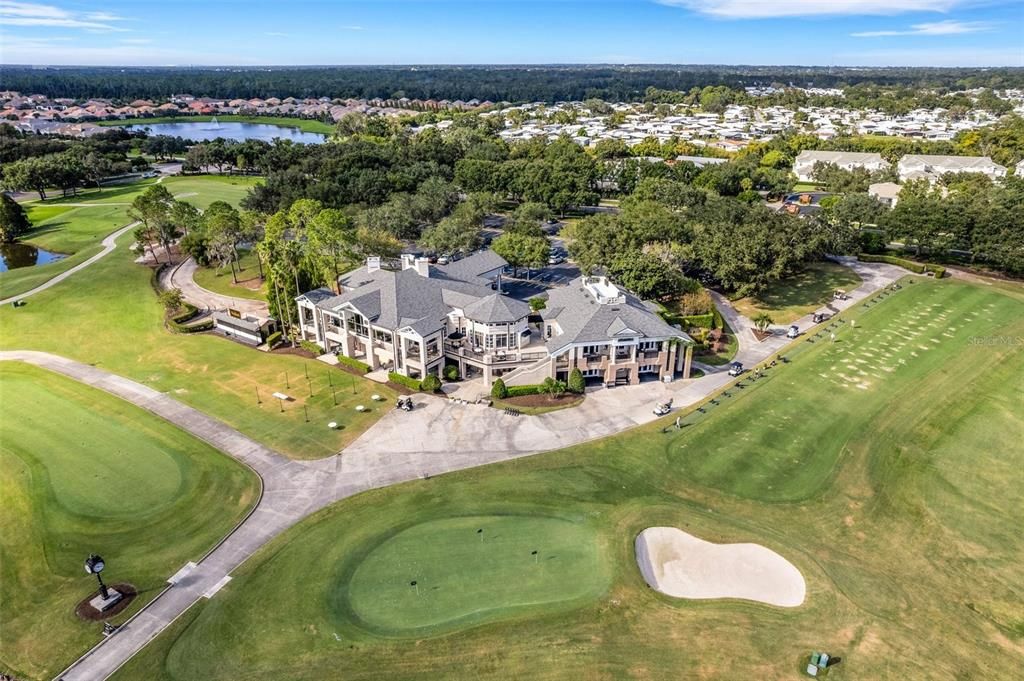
[119,38,152,45]
[655,0,965,18]
[340,25,365,31]
[852,19,993,36]
[0,1,129,31]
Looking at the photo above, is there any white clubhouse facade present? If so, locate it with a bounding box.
[296,251,693,388]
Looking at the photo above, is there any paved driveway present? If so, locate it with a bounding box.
[164,257,269,317]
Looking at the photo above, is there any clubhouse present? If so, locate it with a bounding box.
[296,251,694,388]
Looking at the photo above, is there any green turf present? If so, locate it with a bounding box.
[191,248,267,301]
[99,115,335,134]
[0,231,393,459]
[733,260,863,324]
[0,362,259,681]
[0,204,131,299]
[1,176,259,300]
[113,277,1024,680]
[346,515,609,634]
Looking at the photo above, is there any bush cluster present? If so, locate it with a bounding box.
[265,331,282,348]
[336,354,371,373]
[388,371,422,391]
[858,253,945,278]
[420,374,442,392]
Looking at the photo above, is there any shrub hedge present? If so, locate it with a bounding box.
[388,372,422,391]
[858,253,945,278]
[266,331,282,348]
[420,374,442,392]
[505,384,542,397]
[336,354,371,373]
[166,303,214,334]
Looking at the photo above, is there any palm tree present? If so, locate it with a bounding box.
[752,313,774,333]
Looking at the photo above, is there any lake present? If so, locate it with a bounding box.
[125,121,327,144]
[0,242,67,272]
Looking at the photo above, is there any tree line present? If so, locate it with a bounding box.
[3,65,1022,104]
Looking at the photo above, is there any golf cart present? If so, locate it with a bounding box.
[653,398,673,417]
[395,395,414,411]
[812,312,831,324]
[728,362,744,377]
[787,325,800,339]
[833,289,850,301]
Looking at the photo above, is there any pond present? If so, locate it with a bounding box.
[125,120,327,144]
[0,242,67,272]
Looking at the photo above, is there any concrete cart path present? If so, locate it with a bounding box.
[0,222,140,306]
[164,256,270,317]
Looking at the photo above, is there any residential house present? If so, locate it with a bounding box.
[792,151,889,183]
[897,154,1007,183]
[868,182,902,208]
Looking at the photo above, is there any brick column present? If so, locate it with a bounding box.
[682,343,693,379]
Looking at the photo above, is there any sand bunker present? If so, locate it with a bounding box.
[635,527,805,607]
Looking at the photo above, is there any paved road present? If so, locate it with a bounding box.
[164,257,269,317]
[0,222,140,306]
[1,259,908,680]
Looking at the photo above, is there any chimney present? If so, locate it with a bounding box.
[400,253,415,270]
[414,257,430,278]
[366,256,381,273]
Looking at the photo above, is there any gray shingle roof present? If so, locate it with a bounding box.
[434,250,508,286]
[462,294,530,323]
[312,252,522,337]
[543,277,691,352]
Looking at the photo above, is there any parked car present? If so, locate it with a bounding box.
[547,254,564,265]
[728,362,744,377]
[437,255,450,265]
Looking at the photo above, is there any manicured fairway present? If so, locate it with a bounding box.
[733,260,863,324]
[0,362,259,681]
[1,176,261,299]
[346,515,609,634]
[0,204,131,299]
[115,277,1024,680]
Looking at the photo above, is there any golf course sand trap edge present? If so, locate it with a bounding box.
[635,527,806,607]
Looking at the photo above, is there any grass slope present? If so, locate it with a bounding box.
[733,260,862,325]
[115,277,1024,680]
[0,362,259,681]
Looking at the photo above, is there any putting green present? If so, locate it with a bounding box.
[344,515,610,634]
[0,362,259,681]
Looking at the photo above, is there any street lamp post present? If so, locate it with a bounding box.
[84,553,109,600]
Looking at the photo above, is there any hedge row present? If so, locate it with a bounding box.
[336,354,371,374]
[506,384,543,397]
[168,306,214,334]
[858,253,945,278]
[388,372,422,391]
[266,331,282,348]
